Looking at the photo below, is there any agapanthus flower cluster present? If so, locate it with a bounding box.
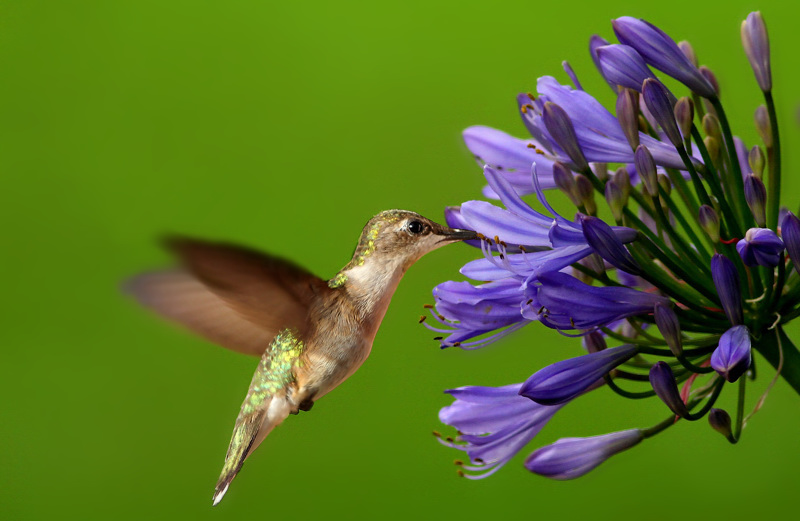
[429,12,800,480]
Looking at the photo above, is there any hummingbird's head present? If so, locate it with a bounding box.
[346,209,477,273]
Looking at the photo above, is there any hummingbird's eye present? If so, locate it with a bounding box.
[407,220,424,234]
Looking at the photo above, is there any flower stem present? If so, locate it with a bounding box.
[709,96,751,229]
[753,325,800,396]
[765,90,781,230]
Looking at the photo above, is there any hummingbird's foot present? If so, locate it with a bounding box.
[290,399,315,414]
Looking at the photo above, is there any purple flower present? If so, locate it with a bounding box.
[531,272,668,331]
[519,344,636,405]
[524,77,688,169]
[741,12,771,92]
[612,17,716,97]
[711,254,743,326]
[781,212,800,275]
[736,228,784,267]
[438,383,564,478]
[649,361,689,417]
[525,429,644,479]
[462,126,558,197]
[430,278,530,348]
[711,325,752,382]
[595,44,656,91]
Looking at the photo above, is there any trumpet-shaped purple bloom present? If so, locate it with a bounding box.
[595,44,656,91]
[737,228,784,267]
[613,17,716,97]
[429,278,530,348]
[525,429,644,479]
[711,325,752,382]
[531,272,668,331]
[520,344,636,405]
[463,126,558,198]
[523,77,688,170]
[438,383,564,478]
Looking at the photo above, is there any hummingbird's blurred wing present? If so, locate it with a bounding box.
[125,237,328,357]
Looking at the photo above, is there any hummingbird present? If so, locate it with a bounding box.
[125,210,476,505]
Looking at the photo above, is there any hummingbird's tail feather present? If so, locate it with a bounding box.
[212,396,293,506]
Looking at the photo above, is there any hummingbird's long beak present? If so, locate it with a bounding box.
[436,227,479,243]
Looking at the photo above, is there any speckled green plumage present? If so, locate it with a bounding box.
[217,329,305,491]
[241,329,305,415]
[328,210,402,288]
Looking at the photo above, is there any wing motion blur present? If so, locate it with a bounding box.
[124,237,327,356]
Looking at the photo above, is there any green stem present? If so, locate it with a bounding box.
[765,90,781,230]
[709,96,751,229]
[690,125,741,238]
[752,325,800,396]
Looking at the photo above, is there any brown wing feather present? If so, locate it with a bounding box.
[125,238,328,357]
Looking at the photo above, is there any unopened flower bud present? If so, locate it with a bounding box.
[699,205,720,242]
[634,145,658,197]
[616,88,640,149]
[654,303,682,357]
[596,44,655,91]
[583,331,607,353]
[741,11,772,92]
[521,344,638,405]
[525,429,644,480]
[553,162,582,206]
[781,212,800,276]
[614,167,632,200]
[657,174,671,195]
[755,105,772,147]
[711,254,743,326]
[678,40,698,67]
[605,180,625,221]
[711,325,752,382]
[699,66,720,97]
[708,408,736,443]
[744,174,767,226]
[674,97,694,139]
[649,361,690,417]
[702,113,721,140]
[592,162,609,182]
[642,79,682,148]
[575,174,596,215]
[612,17,714,97]
[581,216,641,275]
[748,145,765,178]
[590,34,617,91]
[704,136,720,162]
[543,102,589,172]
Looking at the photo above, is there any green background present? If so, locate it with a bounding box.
[3,1,800,519]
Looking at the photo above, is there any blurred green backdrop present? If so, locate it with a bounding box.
[3,1,800,519]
